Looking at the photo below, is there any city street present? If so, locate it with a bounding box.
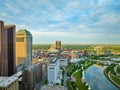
[35,72,47,90]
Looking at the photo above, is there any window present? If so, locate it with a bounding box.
[16,37,24,42]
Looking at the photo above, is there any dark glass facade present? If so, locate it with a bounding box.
[0,20,16,76]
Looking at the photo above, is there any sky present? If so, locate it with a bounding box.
[0,0,120,44]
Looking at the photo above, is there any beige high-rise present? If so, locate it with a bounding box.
[16,29,32,66]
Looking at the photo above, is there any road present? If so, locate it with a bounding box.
[64,71,67,87]
[35,72,47,90]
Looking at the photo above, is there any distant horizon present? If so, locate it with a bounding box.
[0,0,120,44]
[33,43,120,45]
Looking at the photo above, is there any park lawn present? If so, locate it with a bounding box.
[73,71,88,90]
[32,44,50,50]
[66,64,73,73]
[110,75,120,86]
[104,64,116,78]
[67,79,74,90]
[117,65,120,73]
[104,64,120,88]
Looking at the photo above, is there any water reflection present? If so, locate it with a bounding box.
[84,65,119,90]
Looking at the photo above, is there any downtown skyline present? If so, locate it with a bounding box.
[0,0,120,44]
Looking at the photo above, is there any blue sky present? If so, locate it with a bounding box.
[0,0,120,44]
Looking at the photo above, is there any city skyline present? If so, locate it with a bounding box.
[0,0,120,44]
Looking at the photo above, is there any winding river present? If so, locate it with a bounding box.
[84,65,119,90]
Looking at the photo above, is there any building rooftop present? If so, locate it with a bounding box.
[0,76,18,87]
[41,85,65,90]
[4,24,15,27]
[50,58,57,64]
[13,71,22,77]
[16,29,32,36]
[0,71,22,87]
[58,58,67,61]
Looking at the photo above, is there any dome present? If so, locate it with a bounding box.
[16,29,32,36]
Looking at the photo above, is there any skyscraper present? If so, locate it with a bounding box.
[56,40,61,49]
[4,25,16,76]
[16,29,32,66]
[0,21,16,76]
[0,21,8,76]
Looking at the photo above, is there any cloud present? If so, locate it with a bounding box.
[0,0,120,44]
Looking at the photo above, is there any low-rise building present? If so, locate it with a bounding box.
[34,62,42,82]
[48,44,58,53]
[41,85,65,90]
[104,50,111,56]
[58,59,68,67]
[21,67,34,90]
[82,50,88,56]
[0,76,19,90]
[94,46,111,56]
[71,51,79,59]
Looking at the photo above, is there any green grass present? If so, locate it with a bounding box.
[72,61,93,90]
[67,79,74,90]
[66,61,93,90]
[66,63,74,74]
[117,65,120,73]
[66,63,73,72]
[110,75,120,86]
[32,44,50,50]
[63,44,93,52]
[103,64,115,80]
[66,63,79,76]
[104,64,116,78]
[73,71,88,90]
[104,64,120,88]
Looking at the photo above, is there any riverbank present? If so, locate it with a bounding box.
[66,60,94,90]
[104,64,120,89]
[73,70,88,90]
[85,65,119,90]
[72,62,94,90]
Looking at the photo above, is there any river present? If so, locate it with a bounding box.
[84,65,119,90]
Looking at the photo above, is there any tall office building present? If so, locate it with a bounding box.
[16,29,32,66]
[49,41,62,52]
[56,40,61,49]
[4,25,16,76]
[0,21,16,76]
[0,21,8,76]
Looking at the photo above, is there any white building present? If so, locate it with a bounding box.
[48,58,62,84]
[42,64,46,76]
